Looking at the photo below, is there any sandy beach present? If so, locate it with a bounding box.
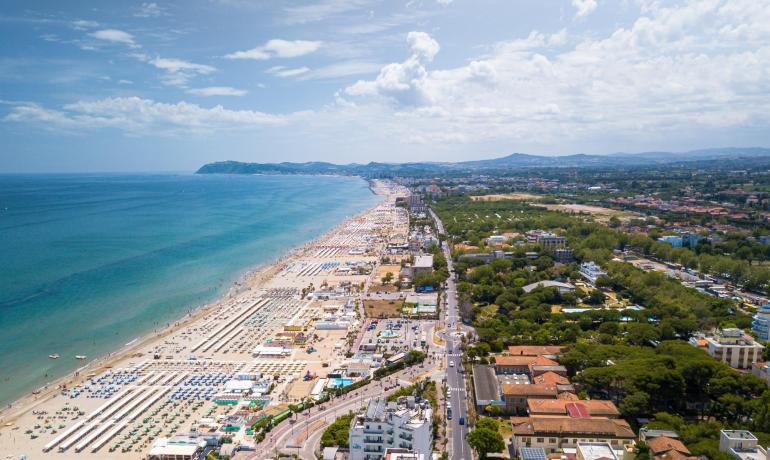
[0,179,410,459]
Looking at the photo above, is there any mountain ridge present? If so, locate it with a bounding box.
[196,147,770,176]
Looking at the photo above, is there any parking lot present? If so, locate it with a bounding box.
[357,318,433,354]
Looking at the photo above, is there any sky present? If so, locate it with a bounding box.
[1,0,769,172]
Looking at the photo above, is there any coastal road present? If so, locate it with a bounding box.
[246,365,436,460]
[432,208,473,460]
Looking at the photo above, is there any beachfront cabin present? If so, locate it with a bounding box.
[146,436,206,460]
[251,344,291,357]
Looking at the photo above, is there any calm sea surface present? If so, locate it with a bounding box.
[0,173,379,405]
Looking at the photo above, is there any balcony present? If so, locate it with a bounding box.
[363,428,384,434]
[364,437,383,443]
[364,446,384,453]
[399,433,413,441]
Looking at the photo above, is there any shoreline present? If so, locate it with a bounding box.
[0,178,384,424]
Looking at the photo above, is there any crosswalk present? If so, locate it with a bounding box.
[448,387,466,392]
[446,353,462,357]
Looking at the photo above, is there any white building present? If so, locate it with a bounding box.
[690,328,764,369]
[146,436,206,460]
[719,430,769,460]
[383,448,428,460]
[251,344,291,357]
[576,442,620,460]
[752,304,770,341]
[487,235,507,245]
[412,255,434,276]
[522,280,576,294]
[579,262,608,285]
[349,397,432,460]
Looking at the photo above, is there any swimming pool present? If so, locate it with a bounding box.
[327,378,353,389]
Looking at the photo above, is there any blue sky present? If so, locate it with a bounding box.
[1,0,769,172]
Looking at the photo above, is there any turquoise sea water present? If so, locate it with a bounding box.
[0,173,379,405]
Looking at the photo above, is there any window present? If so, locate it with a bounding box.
[537,438,544,443]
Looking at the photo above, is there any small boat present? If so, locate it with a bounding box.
[49,354,60,359]
[75,355,87,360]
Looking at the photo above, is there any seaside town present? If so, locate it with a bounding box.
[0,180,445,460]
[4,160,770,460]
[5,1,770,460]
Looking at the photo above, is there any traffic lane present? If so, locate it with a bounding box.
[258,371,417,458]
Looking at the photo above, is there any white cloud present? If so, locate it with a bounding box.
[225,39,322,60]
[299,61,383,80]
[146,57,217,86]
[89,29,137,47]
[3,97,293,135]
[344,31,439,105]
[8,0,770,159]
[186,86,248,96]
[339,1,770,152]
[135,2,166,18]
[572,0,597,18]
[266,66,311,78]
[283,0,373,25]
[407,31,440,61]
[71,19,99,30]
[149,57,216,75]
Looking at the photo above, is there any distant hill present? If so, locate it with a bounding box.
[196,147,770,176]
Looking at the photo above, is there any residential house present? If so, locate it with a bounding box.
[510,415,636,456]
[647,436,697,460]
[526,399,620,419]
[719,430,768,460]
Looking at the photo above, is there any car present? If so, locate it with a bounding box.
[459,417,465,425]
[449,361,454,367]
[447,408,453,419]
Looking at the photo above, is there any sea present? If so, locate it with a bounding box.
[0,173,380,406]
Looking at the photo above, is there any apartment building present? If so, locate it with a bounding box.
[349,397,432,460]
[579,261,608,285]
[752,304,770,341]
[689,328,764,369]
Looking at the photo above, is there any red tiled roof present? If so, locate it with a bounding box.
[502,384,558,397]
[507,345,563,356]
[510,415,635,438]
[534,371,570,386]
[647,437,692,456]
[527,399,620,417]
[566,402,590,418]
[494,355,558,367]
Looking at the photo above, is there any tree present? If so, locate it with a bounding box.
[620,391,650,417]
[467,426,505,459]
[381,272,394,285]
[585,289,607,305]
[320,412,354,447]
[476,417,499,432]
